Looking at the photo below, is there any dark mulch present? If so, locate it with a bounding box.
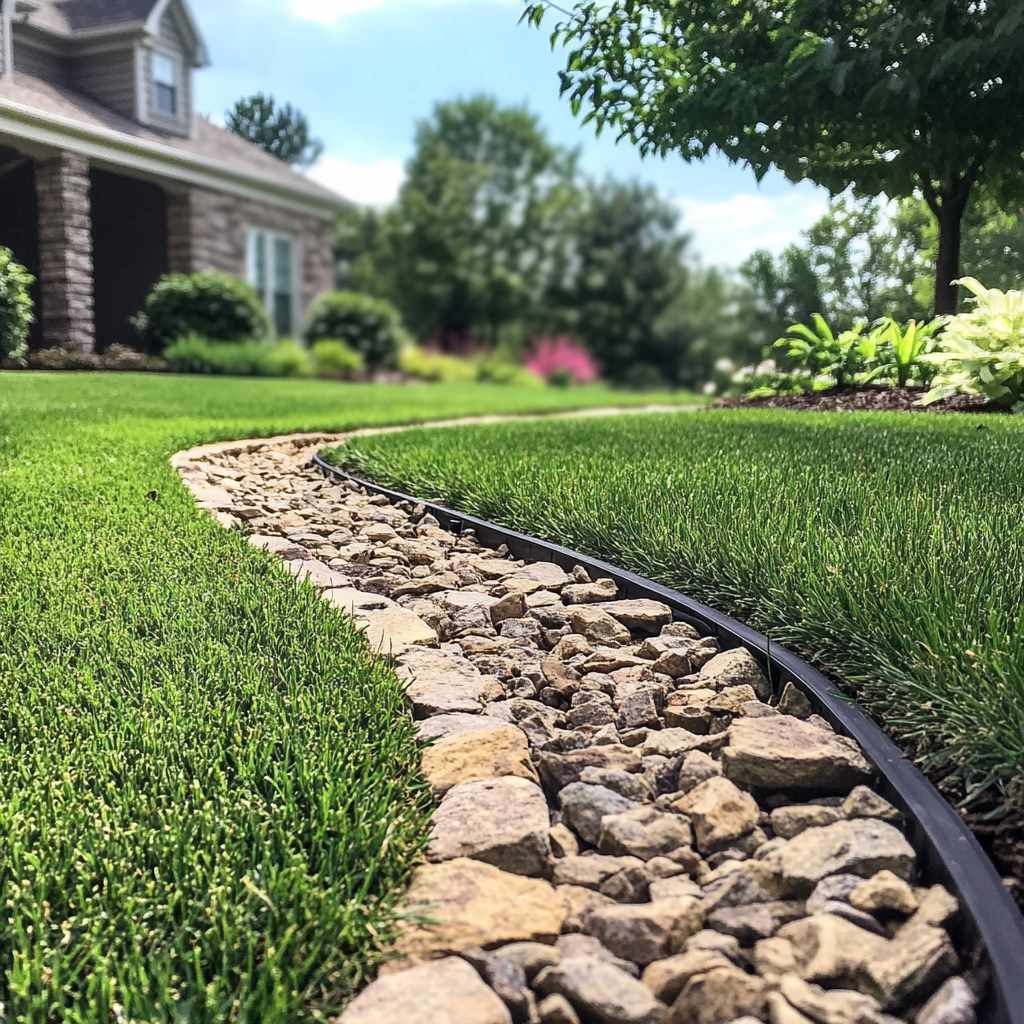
[715,385,1005,414]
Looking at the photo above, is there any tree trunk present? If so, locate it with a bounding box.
[933,199,965,316]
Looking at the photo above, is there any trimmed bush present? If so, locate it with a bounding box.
[164,336,309,377]
[398,344,476,383]
[312,339,365,380]
[303,291,406,370]
[0,246,35,364]
[133,272,269,352]
[475,356,542,387]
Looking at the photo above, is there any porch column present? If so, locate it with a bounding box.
[166,191,194,273]
[35,151,95,352]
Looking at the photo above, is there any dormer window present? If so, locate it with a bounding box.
[152,51,179,117]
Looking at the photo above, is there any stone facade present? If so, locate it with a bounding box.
[35,152,96,353]
[167,186,335,316]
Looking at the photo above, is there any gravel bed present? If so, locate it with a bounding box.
[175,433,984,1024]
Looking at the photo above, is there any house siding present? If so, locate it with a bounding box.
[13,41,69,85]
[167,186,334,326]
[141,7,191,137]
[71,47,137,121]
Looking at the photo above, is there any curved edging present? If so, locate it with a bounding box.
[312,450,1024,1024]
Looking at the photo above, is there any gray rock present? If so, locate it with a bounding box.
[494,942,561,980]
[916,976,977,1024]
[417,712,509,743]
[777,681,813,718]
[536,958,666,1024]
[559,784,639,845]
[427,777,551,877]
[584,898,704,965]
[580,767,654,802]
[676,750,722,793]
[805,874,863,914]
[843,785,903,824]
[770,804,843,839]
[553,854,644,890]
[538,745,642,791]
[556,933,640,976]
[597,805,694,860]
[706,900,806,943]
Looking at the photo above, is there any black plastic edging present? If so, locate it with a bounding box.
[313,451,1024,1024]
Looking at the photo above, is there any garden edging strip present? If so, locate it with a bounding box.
[173,416,1024,1024]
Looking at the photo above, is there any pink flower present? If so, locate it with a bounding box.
[524,336,599,384]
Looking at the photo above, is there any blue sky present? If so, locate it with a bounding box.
[191,0,829,266]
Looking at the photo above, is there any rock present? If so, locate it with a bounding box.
[558,884,616,932]
[842,786,902,824]
[642,950,735,1003]
[568,606,632,645]
[669,967,768,1024]
[556,934,640,976]
[753,937,799,978]
[805,875,863,914]
[428,777,551,877]
[417,712,509,743]
[765,992,815,1024]
[394,572,462,597]
[776,974,886,1024]
[701,860,785,912]
[491,592,528,623]
[850,870,918,915]
[617,688,663,731]
[677,751,722,793]
[699,648,771,700]
[770,804,843,839]
[325,588,438,654]
[585,899,704,965]
[915,977,977,1024]
[538,745,642,791]
[649,876,702,902]
[560,784,638,846]
[462,950,534,1023]
[421,725,539,797]
[643,728,728,758]
[250,534,310,560]
[722,716,874,793]
[288,558,353,589]
[550,823,580,858]
[776,914,888,984]
[535,958,666,1024]
[863,924,958,1010]
[398,648,490,716]
[598,805,694,861]
[778,820,916,894]
[908,885,959,929]
[537,994,581,1024]
[776,682,813,718]
[497,942,562,980]
[338,956,512,1023]
[674,777,759,852]
[580,767,654,802]
[502,563,572,595]
[394,859,566,958]
[553,854,644,890]
[601,600,674,634]
[562,579,619,604]
[707,685,760,716]
[706,900,806,944]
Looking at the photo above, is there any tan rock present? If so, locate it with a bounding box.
[842,786,902,823]
[863,923,958,1010]
[287,558,353,589]
[753,937,798,978]
[669,967,768,1024]
[501,562,572,594]
[766,991,815,1024]
[537,993,581,1024]
[338,957,511,1023]
[699,648,771,699]
[778,820,916,894]
[776,974,885,1024]
[585,898,704,965]
[324,588,438,653]
[557,884,616,932]
[915,976,977,1024]
[642,949,734,1003]
[421,725,538,796]
[777,682,813,718]
[776,914,888,984]
[708,685,760,715]
[770,804,843,839]
[723,716,874,792]
[908,885,959,929]
[597,805,694,861]
[601,599,674,634]
[850,870,919,915]
[562,578,619,604]
[643,728,728,758]
[394,859,566,958]
[398,648,492,716]
[568,606,632,645]
[673,777,759,852]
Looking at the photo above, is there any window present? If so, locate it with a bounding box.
[152,51,178,118]
[247,228,297,336]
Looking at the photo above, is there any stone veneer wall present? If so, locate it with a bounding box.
[35,152,95,353]
[166,187,335,319]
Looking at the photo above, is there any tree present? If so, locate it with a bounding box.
[551,179,690,383]
[525,0,1024,314]
[334,203,393,297]
[388,96,578,348]
[225,93,324,168]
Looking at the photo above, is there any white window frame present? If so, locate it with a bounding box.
[246,226,301,337]
[151,48,180,120]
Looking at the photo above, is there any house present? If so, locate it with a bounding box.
[0,0,343,352]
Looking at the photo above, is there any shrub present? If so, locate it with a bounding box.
[475,356,542,387]
[923,278,1024,410]
[524,337,599,385]
[774,314,879,387]
[865,318,943,388]
[0,246,34,364]
[312,339,365,380]
[133,272,269,352]
[303,291,406,370]
[620,363,669,392]
[730,358,823,398]
[397,344,476,383]
[163,336,310,377]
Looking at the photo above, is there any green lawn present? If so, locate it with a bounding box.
[0,372,694,1023]
[336,408,1024,827]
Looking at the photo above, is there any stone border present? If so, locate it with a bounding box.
[170,412,1024,1024]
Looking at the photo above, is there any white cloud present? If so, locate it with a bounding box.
[288,0,514,25]
[307,155,406,207]
[675,189,831,267]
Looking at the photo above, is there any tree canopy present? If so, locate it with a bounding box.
[225,93,324,168]
[525,0,1024,312]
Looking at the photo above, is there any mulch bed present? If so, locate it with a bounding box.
[715,386,1005,414]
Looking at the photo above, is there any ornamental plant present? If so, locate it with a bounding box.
[774,315,879,388]
[0,246,35,364]
[922,278,1024,410]
[311,339,365,380]
[133,272,269,352]
[866,317,943,388]
[525,336,599,386]
[303,292,407,371]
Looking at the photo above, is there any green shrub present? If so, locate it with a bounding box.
[133,272,269,352]
[0,246,34,364]
[865,318,943,388]
[774,314,879,387]
[163,336,309,377]
[311,339,365,380]
[303,291,406,370]
[398,344,476,383]
[475,356,542,387]
[923,278,1024,410]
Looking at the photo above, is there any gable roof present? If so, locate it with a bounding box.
[60,0,157,30]
[0,71,345,218]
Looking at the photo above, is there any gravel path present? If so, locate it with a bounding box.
[174,421,979,1024]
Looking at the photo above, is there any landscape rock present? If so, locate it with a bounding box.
[502,562,573,594]
[674,777,759,852]
[585,898,704,964]
[536,957,666,1024]
[850,870,918,915]
[863,924,958,1009]
[641,949,735,1003]
[560,783,638,846]
[427,777,551,876]
[325,588,438,654]
[699,648,771,700]
[421,725,539,796]
[398,648,490,716]
[537,993,581,1024]
[770,804,843,839]
[601,600,674,634]
[669,967,768,1024]
[915,977,977,1024]
[777,682,813,718]
[776,914,889,984]
[538,745,642,791]
[843,786,903,824]
[562,579,619,604]
[568,606,632,645]
[597,805,694,860]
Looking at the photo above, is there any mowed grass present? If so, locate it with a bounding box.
[337,409,1024,822]
[0,373,693,1023]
